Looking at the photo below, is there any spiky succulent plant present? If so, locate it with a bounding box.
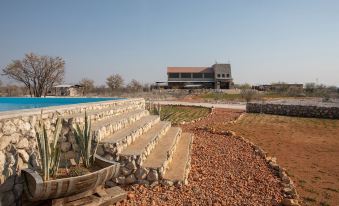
[72,111,98,168]
[35,112,63,181]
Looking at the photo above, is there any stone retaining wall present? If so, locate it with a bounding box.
[246,102,339,119]
[0,98,144,206]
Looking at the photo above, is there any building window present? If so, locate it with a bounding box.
[222,74,225,78]
[217,74,221,78]
[193,73,203,78]
[204,73,214,78]
[227,74,230,77]
[168,73,179,78]
[181,73,192,78]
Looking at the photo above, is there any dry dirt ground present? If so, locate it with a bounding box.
[118,109,285,206]
[227,113,339,206]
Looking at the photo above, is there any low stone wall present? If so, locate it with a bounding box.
[246,102,339,119]
[0,98,144,206]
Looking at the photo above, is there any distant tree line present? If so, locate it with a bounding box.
[234,82,339,102]
[0,81,28,96]
[77,76,150,96]
[2,53,338,100]
[1,53,150,97]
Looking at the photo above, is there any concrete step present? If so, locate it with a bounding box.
[162,133,193,185]
[119,121,171,166]
[97,115,160,157]
[142,127,182,179]
[92,109,149,141]
[64,102,142,123]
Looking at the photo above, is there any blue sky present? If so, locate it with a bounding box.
[0,0,338,86]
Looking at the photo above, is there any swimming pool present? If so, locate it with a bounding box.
[0,97,122,112]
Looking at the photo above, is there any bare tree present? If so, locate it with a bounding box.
[79,78,95,95]
[127,79,143,92]
[2,53,65,97]
[106,74,124,91]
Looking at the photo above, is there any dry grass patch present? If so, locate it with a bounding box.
[159,105,211,125]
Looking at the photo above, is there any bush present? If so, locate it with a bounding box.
[235,83,251,90]
[240,89,257,102]
[304,83,339,99]
[286,87,304,97]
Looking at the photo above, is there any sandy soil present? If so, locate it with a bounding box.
[227,113,339,206]
[119,109,284,206]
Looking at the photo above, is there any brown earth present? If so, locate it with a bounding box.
[117,109,285,206]
[227,113,339,206]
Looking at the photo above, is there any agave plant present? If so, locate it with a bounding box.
[35,112,63,181]
[73,111,98,168]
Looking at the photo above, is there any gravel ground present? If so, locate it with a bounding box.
[117,109,284,206]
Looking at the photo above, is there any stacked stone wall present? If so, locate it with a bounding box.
[246,102,339,119]
[0,98,144,206]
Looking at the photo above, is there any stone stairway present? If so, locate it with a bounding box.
[88,99,194,186]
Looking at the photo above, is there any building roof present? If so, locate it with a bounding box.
[167,67,213,73]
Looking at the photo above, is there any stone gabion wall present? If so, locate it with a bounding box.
[246,103,339,119]
[0,98,145,206]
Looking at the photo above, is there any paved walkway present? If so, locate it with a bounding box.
[152,100,246,110]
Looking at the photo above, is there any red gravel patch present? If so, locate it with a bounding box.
[118,109,284,206]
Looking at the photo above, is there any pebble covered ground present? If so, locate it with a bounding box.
[117,109,284,205]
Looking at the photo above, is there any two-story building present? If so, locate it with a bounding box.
[167,63,233,89]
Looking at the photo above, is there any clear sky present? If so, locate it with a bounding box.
[0,0,338,86]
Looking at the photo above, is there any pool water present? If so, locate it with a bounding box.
[0,97,122,112]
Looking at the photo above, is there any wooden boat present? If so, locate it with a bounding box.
[22,155,120,201]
